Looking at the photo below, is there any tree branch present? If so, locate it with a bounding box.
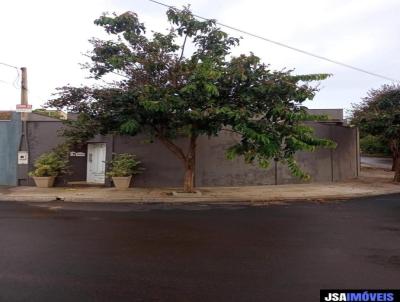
[179,34,188,62]
[155,129,186,162]
[221,128,242,136]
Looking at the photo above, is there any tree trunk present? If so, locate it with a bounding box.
[183,158,195,192]
[392,154,398,171]
[394,157,400,182]
[156,131,198,193]
[390,139,399,171]
[183,135,197,193]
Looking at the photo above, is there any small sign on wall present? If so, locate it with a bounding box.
[70,152,86,157]
[18,151,28,164]
[16,104,32,113]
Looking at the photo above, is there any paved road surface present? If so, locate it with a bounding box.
[1,196,400,302]
[361,156,392,169]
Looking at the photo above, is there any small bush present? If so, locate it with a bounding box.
[29,148,69,177]
[106,153,144,177]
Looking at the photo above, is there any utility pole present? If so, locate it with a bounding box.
[20,67,28,121]
[18,67,30,185]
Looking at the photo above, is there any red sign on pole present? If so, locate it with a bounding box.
[16,104,32,112]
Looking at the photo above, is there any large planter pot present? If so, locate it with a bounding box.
[33,176,56,188]
[112,176,132,190]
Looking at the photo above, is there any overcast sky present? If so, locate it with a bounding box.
[0,0,399,114]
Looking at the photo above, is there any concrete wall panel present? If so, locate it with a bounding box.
[0,112,21,186]
[331,126,358,181]
[113,135,186,187]
[23,121,65,186]
[20,120,359,187]
[196,132,276,186]
[276,123,357,184]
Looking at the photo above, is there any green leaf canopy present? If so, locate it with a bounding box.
[48,7,335,182]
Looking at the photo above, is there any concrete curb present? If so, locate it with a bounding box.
[2,167,400,205]
[1,190,400,205]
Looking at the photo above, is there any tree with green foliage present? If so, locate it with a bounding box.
[359,134,390,157]
[47,7,335,192]
[351,84,400,179]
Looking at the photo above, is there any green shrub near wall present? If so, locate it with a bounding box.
[360,135,390,156]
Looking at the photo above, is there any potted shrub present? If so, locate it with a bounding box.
[107,153,143,190]
[29,148,69,188]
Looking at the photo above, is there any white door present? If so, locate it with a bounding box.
[87,143,106,184]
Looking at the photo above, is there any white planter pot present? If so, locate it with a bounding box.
[33,176,56,188]
[112,176,132,190]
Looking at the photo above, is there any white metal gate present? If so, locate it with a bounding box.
[86,143,106,184]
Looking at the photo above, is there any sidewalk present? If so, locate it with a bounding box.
[1,167,399,204]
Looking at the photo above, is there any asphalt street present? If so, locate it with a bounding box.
[1,195,400,302]
[361,156,392,169]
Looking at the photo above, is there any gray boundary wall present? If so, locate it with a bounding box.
[0,112,21,186]
[22,119,359,187]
